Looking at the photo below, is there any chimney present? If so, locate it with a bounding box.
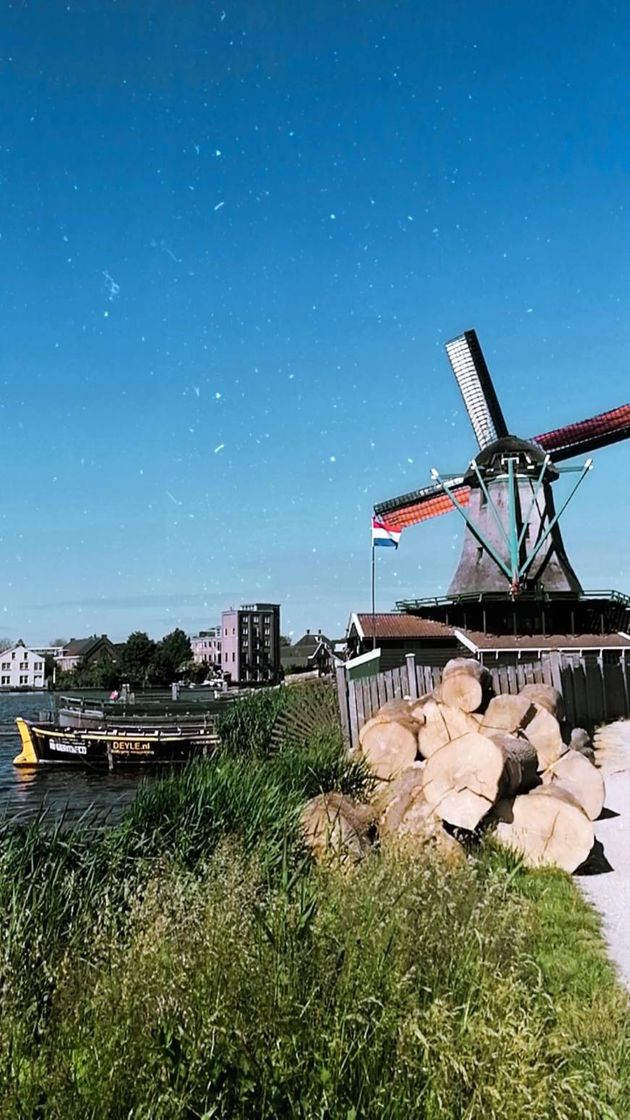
[306,628,310,635]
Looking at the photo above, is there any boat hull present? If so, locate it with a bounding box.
[14,718,218,768]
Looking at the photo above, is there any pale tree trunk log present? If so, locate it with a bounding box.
[375,775,464,866]
[376,697,415,719]
[519,683,564,722]
[369,761,423,815]
[414,698,481,759]
[481,694,536,736]
[520,702,565,770]
[493,785,594,872]
[541,749,605,821]
[440,658,487,713]
[421,731,538,831]
[358,717,418,781]
[369,766,423,837]
[301,793,374,864]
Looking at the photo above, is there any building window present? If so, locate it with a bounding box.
[19,662,28,670]
[1,676,9,685]
[224,652,228,662]
[19,675,28,685]
[1,662,8,670]
[232,652,235,662]
[35,661,43,670]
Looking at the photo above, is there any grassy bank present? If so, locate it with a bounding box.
[0,698,628,1118]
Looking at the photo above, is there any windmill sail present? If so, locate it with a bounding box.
[535,403,630,462]
[374,479,470,529]
[375,327,629,536]
[445,330,508,449]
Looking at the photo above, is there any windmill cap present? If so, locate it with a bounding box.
[465,435,557,483]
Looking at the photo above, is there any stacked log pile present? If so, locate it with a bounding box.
[302,658,606,873]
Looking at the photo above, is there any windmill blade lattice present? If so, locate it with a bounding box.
[445,330,509,449]
[375,329,629,548]
[535,403,630,462]
[374,479,470,530]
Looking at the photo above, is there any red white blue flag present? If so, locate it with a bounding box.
[371,517,402,548]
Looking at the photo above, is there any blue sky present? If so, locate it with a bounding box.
[1,0,629,643]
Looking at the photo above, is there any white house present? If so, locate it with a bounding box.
[0,642,46,689]
[190,627,222,668]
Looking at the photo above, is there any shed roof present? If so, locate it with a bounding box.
[350,613,457,641]
[457,630,630,652]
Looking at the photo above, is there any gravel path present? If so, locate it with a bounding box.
[578,722,630,989]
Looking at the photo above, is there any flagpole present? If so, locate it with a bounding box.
[371,537,376,650]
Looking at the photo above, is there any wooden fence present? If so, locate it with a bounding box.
[336,651,630,749]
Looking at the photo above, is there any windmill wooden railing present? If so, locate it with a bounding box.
[336,651,630,750]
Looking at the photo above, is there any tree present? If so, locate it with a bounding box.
[280,635,292,648]
[119,631,157,686]
[0,638,13,653]
[159,628,192,672]
[49,638,67,648]
[145,647,177,687]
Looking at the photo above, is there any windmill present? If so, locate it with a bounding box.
[374,330,630,633]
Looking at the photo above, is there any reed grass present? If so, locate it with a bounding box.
[0,697,628,1118]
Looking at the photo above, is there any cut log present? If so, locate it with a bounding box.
[422,731,538,831]
[376,697,415,719]
[358,717,418,780]
[373,764,427,835]
[493,786,594,872]
[440,658,487,713]
[541,749,605,821]
[519,683,564,722]
[414,698,481,759]
[520,702,565,770]
[376,778,465,865]
[481,693,536,736]
[301,793,374,864]
[371,762,424,818]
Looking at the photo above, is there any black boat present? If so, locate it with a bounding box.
[14,717,218,768]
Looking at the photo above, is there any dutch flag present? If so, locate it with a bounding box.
[371,517,402,548]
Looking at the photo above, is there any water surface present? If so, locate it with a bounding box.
[0,694,156,827]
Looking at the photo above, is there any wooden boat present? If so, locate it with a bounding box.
[14,717,218,768]
[53,692,230,730]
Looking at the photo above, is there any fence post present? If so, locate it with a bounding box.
[548,651,563,695]
[335,664,351,749]
[405,653,418,699]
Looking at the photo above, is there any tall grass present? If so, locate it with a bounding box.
[0,697,628,1118]
[216,687,288,756]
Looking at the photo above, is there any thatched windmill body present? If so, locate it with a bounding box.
[374,331,630,633]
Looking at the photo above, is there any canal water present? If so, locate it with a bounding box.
[0,694,155,827]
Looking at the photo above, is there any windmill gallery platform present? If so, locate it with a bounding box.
[363,329,630,678]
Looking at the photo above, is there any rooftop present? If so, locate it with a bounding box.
[350,613,456,641]
[458,630,630,652]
